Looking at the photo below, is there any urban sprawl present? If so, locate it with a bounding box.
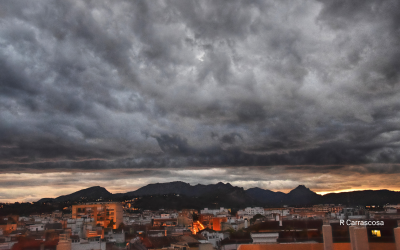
[1,201,400,250]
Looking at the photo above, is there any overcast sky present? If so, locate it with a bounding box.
[1,0,400,202]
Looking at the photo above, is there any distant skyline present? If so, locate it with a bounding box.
[1,0,400,202]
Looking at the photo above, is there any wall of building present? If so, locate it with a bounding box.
[72,202,123,229]
[0,224,17,233]
[29,224,45,231]
[112,231,125,243]
[201,208,228,216]
[213,217,227,231]
[332,244,350,250]
[369,243,395,250]
[57,241,71,250]
[198,243,213,250]
[178,216,192,226]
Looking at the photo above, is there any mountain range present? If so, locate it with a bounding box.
[37,181,400,209]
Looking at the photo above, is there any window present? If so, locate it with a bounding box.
[371,230,381,237]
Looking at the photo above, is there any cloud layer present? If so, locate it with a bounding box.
[1,0,400,201]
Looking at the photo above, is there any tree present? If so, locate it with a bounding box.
[107,219,115,228]
[250,214,265,225]
[226,227,235,236]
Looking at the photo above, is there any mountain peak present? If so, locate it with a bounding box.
[168,181,187,185]
[76,186,110,194]
[47,186,112,203]
[289,185,315,194]
[294,185,308,190]
[288,185,318,196]
[216,182,232,187]
[86,186,105,190]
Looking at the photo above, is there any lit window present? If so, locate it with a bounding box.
[371,230,381,237]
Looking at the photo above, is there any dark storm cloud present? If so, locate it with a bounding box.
[1,0,400,190]
[316,0,400,86]
[211,132,243,145]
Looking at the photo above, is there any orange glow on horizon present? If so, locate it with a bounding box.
[316,188,400,196]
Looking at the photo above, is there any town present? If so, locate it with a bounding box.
[2,201,400,250]
[2,0,400,249]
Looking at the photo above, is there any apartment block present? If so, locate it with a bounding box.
[71,202,123,229]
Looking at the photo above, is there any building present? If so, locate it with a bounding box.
[238,222,400,250]
[199,229,228,247]
[56,234,106,250]
[0,218,17,235]
[221,220,245,232]
[71,202,123,229]
[29,224,45,232]
[212,217,228,231]
[263,209,290,217]
[237,208,265,217]
[152,218,178,227]
[200,208,229,216]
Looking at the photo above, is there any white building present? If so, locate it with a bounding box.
[264,209,290,216]
[18,217,30,222]
[200,230,228,247]
[104,229,125,243]
[66,218,96,237]
[57,234,106,250]
[29,224,45,232]
[201,207,229,216]
[236,207,267,219]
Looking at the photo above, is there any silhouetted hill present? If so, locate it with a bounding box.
[246,186,400,206]
[121,181,192,197]
[118,181,258,209]
[197,183,257,208]
[245,185,321,206]
[321,190,400,205]
[245,187,286,205]
[38,186,112,203]
[130,185,258,210]
[118,181,238,198]
[36,198,54,203]
[284,185,321,205]
[35,182,400,209]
